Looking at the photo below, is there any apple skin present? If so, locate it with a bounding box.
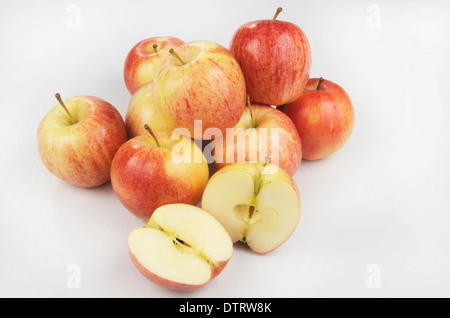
[128,252,196,291]
[129,252,205,291]
[124,36,184,95]
[110,132,209,220]
[129,252,230,291]
[280,78,355,160]
[230,19,311,106]
[154,40,246,138]
[125,81,173,138]
[37,95,127,187]
[213,104,302,176]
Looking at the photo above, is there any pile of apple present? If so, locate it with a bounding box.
[37,8,354,291]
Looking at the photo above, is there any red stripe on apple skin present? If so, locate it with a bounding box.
[110,135,209,220]
[68,99,127,187]
[184,98,193,115]
[111,140,179,219]
[124,37,185,95]
[153,41,246,137]
[207,57,225,73]
[213,104,302,176]
[230,20,311,106]
[37,96,127,188]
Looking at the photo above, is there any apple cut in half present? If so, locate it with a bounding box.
[201,162,300,254]
[128,204,233,291]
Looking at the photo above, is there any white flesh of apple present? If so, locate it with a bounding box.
[201,169,300,254]
[128,204,233,287]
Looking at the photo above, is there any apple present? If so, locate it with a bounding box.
[110,126,209,220]
[124,36,184,94]
[153,40,246,138]
[201,160,301,254]
[37,93,127,187]
[229,7,311,106]
[212,96,302,176]
[125,81,173,138]
[280,77,355,160]
[128,203,233,291]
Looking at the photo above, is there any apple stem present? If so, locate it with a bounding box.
[144,124,160,147]
[247,94,255,128]
[55,93,74,124]
[255,156,271,195]
[152,43,158,53]
[169,48,186,65]
[273,7,283,20]
[317,77,325,90]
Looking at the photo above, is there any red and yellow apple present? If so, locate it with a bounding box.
[153,40,246,138]
[212,97,302,176]
[124,36,184,94]
[280,77,355,160]
[125,81,173,138]
[37,94,127,187]
[229,7,311,106]
[110,127,209,220]
[128,203,233,291]
[201,161,301,254]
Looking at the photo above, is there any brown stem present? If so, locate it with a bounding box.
[152,43,158,53]
[273,7,283,20]
[255,156,271,195]
[317,77,325,90]
[144,124,160,147]
[169,48,186,65]
[247,94,255,128]
[55,93,74,124]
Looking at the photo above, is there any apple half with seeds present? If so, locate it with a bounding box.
[128,204,233,291]
[201,161,301,254]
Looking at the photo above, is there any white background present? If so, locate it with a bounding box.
[1,0,449,298]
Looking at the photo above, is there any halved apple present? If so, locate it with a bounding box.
[128,204,233,291]
[201,162,300,254]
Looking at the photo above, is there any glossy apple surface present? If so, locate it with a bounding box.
[213,103,302,176]
[154,40,246,138]
[124,36,184,94]
[37,95,127,187]
[280,78,355,160]
[125,81,173,138]
[110,131,209,220]
[230,11,311,106]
